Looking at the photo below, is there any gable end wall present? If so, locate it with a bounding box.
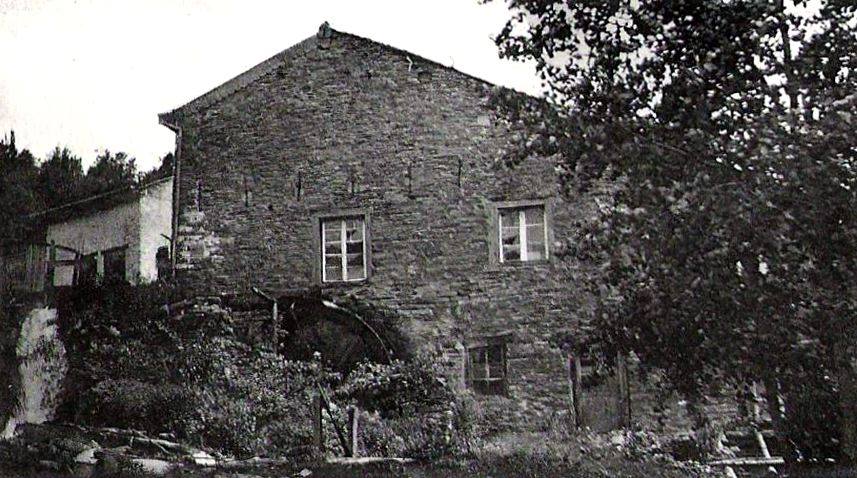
[169,32,723,431]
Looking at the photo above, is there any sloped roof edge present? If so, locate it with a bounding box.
[158,22,542,124]
[28,175,174,225]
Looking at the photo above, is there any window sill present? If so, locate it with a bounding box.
[488,258,553,272]
[320,278,371,288]
[468,380,509,396]
[499,258,551,266]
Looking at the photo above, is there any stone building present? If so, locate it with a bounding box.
[157,23,736,431]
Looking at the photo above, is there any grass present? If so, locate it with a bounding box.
[0,430,706,478]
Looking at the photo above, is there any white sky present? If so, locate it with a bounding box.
[0,0,541,171]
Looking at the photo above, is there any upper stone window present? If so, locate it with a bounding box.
[498,204,548,262]
[321,216,367,282]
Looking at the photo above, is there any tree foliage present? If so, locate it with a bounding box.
[0,132,41,243]
[37,147,84,209]
[491,0,856,459]
[0,131,173,246]
[83,150,138,197]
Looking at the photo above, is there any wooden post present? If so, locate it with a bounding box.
[272,301,279,355]
[312,394,324,454]
[348,406,359,458]
[95,250,104,283]
[750,381,762,424]
[72,252,82,286]
[755,429,772,459]
[573,355,583,429]
[616,352,631,428]
[567,354,577,428]
[317,386,351,456]
[47,243,56,289]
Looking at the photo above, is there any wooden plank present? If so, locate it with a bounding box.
[348,406,359,458]
[313,394,324,454]
[272,301,279,355]
[567,354,577,428]
[710,457,785,466]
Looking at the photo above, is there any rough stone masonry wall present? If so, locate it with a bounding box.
[168,31,712,430]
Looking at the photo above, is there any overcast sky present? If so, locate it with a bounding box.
[0,0,541,171]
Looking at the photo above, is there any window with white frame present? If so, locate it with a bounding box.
[498,205,547,262]
[321,216,366,282]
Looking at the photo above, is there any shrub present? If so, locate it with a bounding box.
[52,282,477,461]
[336,357,453,416]
[336,357,478,459]
[77,379,193,433]
[0,306,22,429]
[172,342,333,457]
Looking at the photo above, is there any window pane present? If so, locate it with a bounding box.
[346,252,364,280]
[346,266,365,281]
[501,226,520,243]
[469,349,488,380]
[526,241,545,261]
[526,223,545,245]
[526,222,546,261]
[322,220,340,237]
[325,243,341,255]
[55,249,76,261]
[503,245,520,261]
[53,265,74,286]
[346,253,363,267]
[501,224,520,262]
[345,241,363,255]
[325,261,342,281]
[345,219,363,240]
[523,206,544,226]
[487,344,505,379]
[500,209,519,228]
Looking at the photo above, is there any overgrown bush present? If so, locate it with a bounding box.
[76,379,193,433]
[335,357,478,459]
[55,283,330,458]
[0,305,22,429]
[173,341,333,456]
[53,282,471,460]
[336,358,453,415]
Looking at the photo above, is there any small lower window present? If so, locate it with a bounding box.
[321,216,367,282]
[467,341,508,395]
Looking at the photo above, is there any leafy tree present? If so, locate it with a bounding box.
[139,152,174,185]
[37,147,84,209]
[82,150,138,197]
[0,131,173,247]
[0,131,42,245]
[490,0,856,460]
